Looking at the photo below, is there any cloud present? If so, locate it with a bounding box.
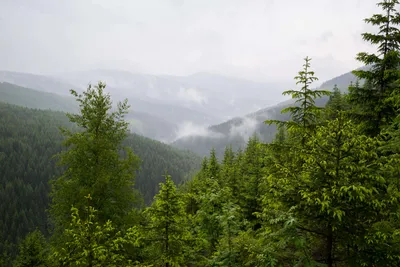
[229,117,259,141]
[0,0,380,84]
[174,121,223,140]
[177,87,207,105]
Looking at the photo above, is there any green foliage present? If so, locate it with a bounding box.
[266,57,330,144]
[13,230,49,267]
[348,0,400,135]
[142,175,192,266]
[324,84,351,120]
[0,101,200,262]
[6,1,400,266]
[50,81,141,230]
[50,195,144,267]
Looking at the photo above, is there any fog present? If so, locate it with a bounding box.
[1,0,378,84]
[174,121,224,140]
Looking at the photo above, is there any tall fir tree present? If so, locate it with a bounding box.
[143,175,191,267]
[348,0,400,136]
[266,56,330,145]
[49,82,141,232]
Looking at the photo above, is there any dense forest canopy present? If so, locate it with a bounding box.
[1,0,400,266]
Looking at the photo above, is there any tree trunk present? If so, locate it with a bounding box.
[327,223,333,267]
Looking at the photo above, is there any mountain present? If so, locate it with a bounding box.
[0,70,77,96]
[172,69,359,157]
[162,72,288,120]
[0,102,201,255]
[0,81,78,112]
[55,69,287,120]
[0,82,179,141]
[1,69,288,142]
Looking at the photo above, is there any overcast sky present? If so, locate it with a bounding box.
[0,0,379,84]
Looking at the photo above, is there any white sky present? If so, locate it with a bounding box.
[0,0,380,83]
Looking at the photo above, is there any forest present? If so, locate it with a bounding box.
[2,0,400,266]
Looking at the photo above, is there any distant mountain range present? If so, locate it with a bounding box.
[0,69,286,142]
[172,69,361,157]
[0,82,176,141]
[0,67,364,154]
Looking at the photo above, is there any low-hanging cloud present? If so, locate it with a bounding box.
[177,87,207,105]
[174,121,223,140]
[229,117,259,141]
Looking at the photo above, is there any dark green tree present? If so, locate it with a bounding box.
[348,0,400,136]
[324,84,351,120]
[13,230,49,267]
[143,175,191,267]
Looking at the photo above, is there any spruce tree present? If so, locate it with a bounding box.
[13,230,49,267]
[49,82,141,231]
[324,84,350,120]
[143,175,190,267]
[266,56,330,145]
[50,195,143,267]
[348,0,400,135]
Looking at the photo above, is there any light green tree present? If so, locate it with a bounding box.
[50,195,144,267]
[266,56,330,145]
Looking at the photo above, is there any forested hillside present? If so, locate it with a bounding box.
[3,1,400,266]
[172,87,333,157]
[0,101,200,263]
[0,82,78,112]
[0,82,180,142]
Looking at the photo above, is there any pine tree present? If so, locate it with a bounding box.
[348,0,400,135]
[50,82,141,231]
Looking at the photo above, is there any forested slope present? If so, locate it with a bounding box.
[0,102,200,259]
[0,82,179,141]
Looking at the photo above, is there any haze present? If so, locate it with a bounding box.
[1,0,378,84]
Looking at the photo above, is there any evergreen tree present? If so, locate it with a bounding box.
[348,0,400,135]
[324,84,350,120]
[264,114,400,266]
[241,136,264,229]
[266,56,330,145]
[208,148,220,181]
[143,175,191,267]
[50,195,143,267]
[13,230,49,267]
[49,82,141,231]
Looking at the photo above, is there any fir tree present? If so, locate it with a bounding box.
[49,82,141,231]
[13,230,49,267]
[348,0,400,135]
[143,175,190,267]
[324,84,350,120]
[50,195,143,267]
[266,56,330,145]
